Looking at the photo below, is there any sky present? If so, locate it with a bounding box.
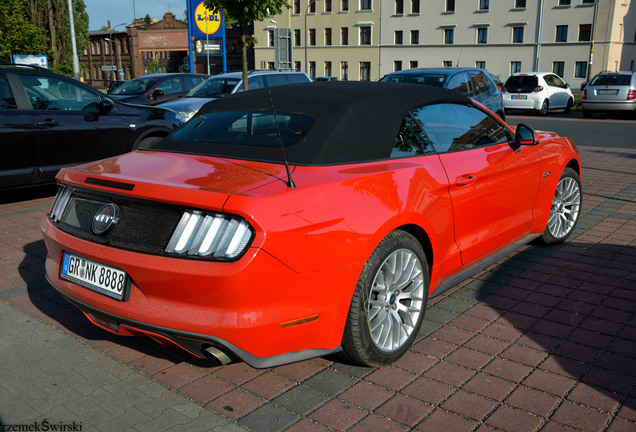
[84,0,188,30]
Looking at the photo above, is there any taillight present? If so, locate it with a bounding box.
[582,89,587,100]
[165,210,254,260]
[533,86,544,92]
[628,89,636,101]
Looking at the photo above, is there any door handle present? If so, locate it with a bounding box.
[456,174,477,186]
[36,119,59,128]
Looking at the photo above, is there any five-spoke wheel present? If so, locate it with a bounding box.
[540,167,582,245]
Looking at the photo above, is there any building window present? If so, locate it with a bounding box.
[556,25,568,42]
[558,0,571,5]
[515,0,526,8]
[325,28,332,45]
[513,26,524,43]
[268,30,275,47]
[310,1,316,13]
[293,0,300,14]
[395,31,403,45]
[295,61,301,71]
[325,0,332,12]
[360,0,372,10]
[394,60,402,71]
[395,0,403,14]
[579,24,592,41]
[411,30,419,44]
[310,61,316,78]
[553,61,565,78]
[342,0,349,11]
[476,61,486,69]
[581,0,595,3]
[325,61,332,76]
[294,29,301,46]
[479,0,489,10]
[410,60,418,69]
[341,61,348,80]
[477,28,488,44]
[411,0,419,14]
[446,0,455,12]
[445,29,454,44]
[511,61,521,74]
[309,28,316,46]
[360,62,371,81]
[268,62,275,70]
[341,27,349,45]
[443,60,453,67]
[575,61,587,78]
[360,26,371,45]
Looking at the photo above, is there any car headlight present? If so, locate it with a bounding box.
[177,110,196,122]
[165,211,254,260]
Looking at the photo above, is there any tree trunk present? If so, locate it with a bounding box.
[241,23,248,91]
[47,0,58,65]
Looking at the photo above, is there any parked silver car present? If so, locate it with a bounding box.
[159,70,312,121]
[582,71,636,118]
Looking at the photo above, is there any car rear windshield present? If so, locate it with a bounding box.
[589,74,632,86]
[139,110,315,161]
[188,77,241,98]
[504,75,538,88]
[110,77,160,95]
[380,74,446,87]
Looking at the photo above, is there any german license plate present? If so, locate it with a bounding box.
[597,89,618,95]
[511,95,527,99]
[61,252,128,301]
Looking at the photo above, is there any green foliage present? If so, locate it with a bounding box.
[147,59,159,74]
[0,0,49,62]
[1,0,89,76]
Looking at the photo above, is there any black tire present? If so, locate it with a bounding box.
[538,167,582,245]
[564,98,573,114]
[538,100,549,116]
[340,230,429,367]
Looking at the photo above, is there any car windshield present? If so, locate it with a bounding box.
[380,74,446,87]
[504,75,539,88]
[110,77,160,95]
[188,77,241,98]
[589,74,631,86]
[139,110,315,162]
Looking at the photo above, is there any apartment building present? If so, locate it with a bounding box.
[254,0,635,88]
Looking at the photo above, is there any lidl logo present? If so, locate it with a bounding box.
[194,2,221,35]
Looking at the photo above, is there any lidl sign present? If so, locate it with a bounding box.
[194,2,222,35]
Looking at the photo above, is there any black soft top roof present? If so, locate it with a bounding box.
[161,81,473,165]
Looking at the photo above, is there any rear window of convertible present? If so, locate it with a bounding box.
[139,110,315,157]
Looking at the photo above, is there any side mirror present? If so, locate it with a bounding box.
[565,83,571,89]
[151,89,165,100]
[514,123,538,150]
[100,97,115,114]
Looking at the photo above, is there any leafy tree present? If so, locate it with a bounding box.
[204,0,289,90]
[0,0,49,63]
[12,0,90,75]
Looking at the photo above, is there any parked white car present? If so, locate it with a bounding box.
[502,72,574,115]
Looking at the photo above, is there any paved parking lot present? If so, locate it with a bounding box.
[1,146,635,432]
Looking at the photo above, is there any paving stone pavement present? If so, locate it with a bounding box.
[0,146,635,432]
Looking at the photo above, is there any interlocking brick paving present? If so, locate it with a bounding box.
[1,146,635,431]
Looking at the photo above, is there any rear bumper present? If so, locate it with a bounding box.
[503,96,541,111]
[42,218,360,368]
[582,100,636,111]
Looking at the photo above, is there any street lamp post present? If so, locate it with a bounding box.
[304,0,317,75]
[107,23,127,81]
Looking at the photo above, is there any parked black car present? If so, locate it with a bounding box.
[0,64,184,190]
[108,73,209,105]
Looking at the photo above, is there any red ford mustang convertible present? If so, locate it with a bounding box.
[42,82,581,368]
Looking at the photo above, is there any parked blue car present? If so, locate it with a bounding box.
[380,68,506,121]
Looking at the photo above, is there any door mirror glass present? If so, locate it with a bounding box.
[514,123,537,146]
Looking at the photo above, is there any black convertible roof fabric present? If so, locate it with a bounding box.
[157,81,473,165]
